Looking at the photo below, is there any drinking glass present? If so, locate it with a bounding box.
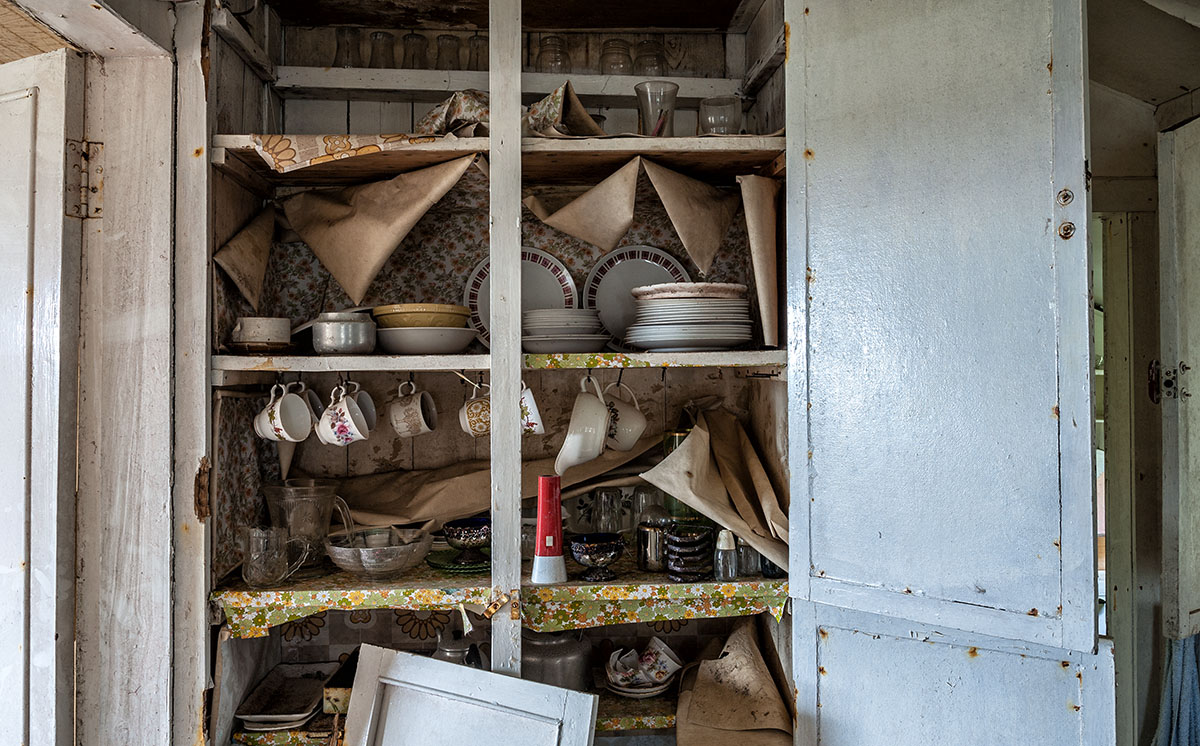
[241,526,306,588]
[467,34,488,71]
[599,39,633,75]
[699,96,742,134]
[536,36,571,74]
[368,31,395,69]
[593,487,623,534]
[332,27,361,68]
[402,32,429,69]
[635,80,678,137]
[437,34,462,70]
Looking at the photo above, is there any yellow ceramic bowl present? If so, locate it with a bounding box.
[372,303,471,329]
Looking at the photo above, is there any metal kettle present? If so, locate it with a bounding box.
[520,629,592,691]
[433,630,490,670]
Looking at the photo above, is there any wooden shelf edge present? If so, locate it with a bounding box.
[211,353,492,374]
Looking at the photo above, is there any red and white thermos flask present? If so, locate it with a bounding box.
[531,475,567,584]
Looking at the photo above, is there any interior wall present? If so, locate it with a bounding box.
[1091,82,1158,213]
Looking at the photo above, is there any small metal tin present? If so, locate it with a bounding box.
[637,522,665,572]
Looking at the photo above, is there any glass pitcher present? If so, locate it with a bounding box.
[263,481,355,568]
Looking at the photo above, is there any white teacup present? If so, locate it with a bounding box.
[254,384,313,443]
[520,381,544,436]
[554,376,610,475]
[316,384,369,446]
[232,316,291,344]
[460,383,491,438]
[303,387,324,427]
[346,381,377,433]
[390,381,438,437]
[603,381,647,451]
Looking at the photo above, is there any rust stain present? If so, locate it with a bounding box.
[818,666,827,675]
[803,148,815,160]
[784,21,790,62]
[1051,405,1060,419]
[1061,661,1070,668]
[967,647,979,658]
[903,587,913,594]
[806,266,814,282]
[1069,701,1081,712]
[249,357,277,371]
[194,456,211,522]
[818,628,828,639]
[805,6,810,14]
[193,146,204,158]
[1057,605,1062,615]
[91,3,101,8]
[1028,608,1039,616]
[1047,55,1053,74]
[1076,672,1083,682]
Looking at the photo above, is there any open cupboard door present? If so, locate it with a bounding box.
[1159,115,1200,640]
[0,48,84,746]
[344,645,598,746]
[787,0,1114,742]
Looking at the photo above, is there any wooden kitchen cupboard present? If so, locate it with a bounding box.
[169,1,1116,744]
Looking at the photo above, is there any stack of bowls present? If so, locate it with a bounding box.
[522,309,610,353]
[664,523,714,581]
[372,304,476,354]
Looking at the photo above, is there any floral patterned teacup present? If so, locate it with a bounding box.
[390,381,438,438]
[254,384,314,443]
[459,383,491,438]
[520,381,544,436]
[316,384,369,446]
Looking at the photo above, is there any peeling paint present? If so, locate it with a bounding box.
[818,666,827,675]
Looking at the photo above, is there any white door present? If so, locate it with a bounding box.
[0,48,84,746]
[345,645,598,746]
[1159,116,1200,640]
[786,0,1114,742]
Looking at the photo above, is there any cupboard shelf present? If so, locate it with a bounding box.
[211,134,785,186]
[211,566,492,639]
[211,350,784,377]
[594,679,678,732]
[274,66,743,108]
[521,555,788,633]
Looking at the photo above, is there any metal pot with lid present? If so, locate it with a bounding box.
[520,629,592,691]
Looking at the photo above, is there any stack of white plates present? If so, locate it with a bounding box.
[624,284,752,352]
[522,309,611,353]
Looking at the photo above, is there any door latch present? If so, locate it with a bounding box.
[1151,360,1191,403]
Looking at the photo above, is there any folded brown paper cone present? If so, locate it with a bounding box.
[706,410,788,542]
[283,154,477,305]
[522,157,640,253]
[525,82,607,138]
[640,412,788,569]
[214,206,275,311]
[643,159,741,276]
[676,619,792,745]
[738,175,781,347]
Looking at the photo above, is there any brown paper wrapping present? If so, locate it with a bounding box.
[676,619,792,746]
[332,436,658,528]
[640,411,788,569]
[524,82,607,137]
[522,158,640,253]
[282,155,477,305]
[214,206,275,310]
[738,175,781,347]
[642,159,741,276]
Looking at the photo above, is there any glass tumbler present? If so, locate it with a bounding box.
[599,39,633,75]
[467,33,488,71]
[402,32,429,69]
[536,35,571,74]
[633,40,666,76]
[241,526,306,588]
[635,80,679,137]
[699,95,742,134]
[437,34,461,70]
[368,31,396,69]
[332,27,361,68]
[593,487,623,534]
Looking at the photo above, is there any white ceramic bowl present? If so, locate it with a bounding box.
[377,326,477,355]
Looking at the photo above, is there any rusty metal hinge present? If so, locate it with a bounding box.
[1150,359,1191,404]
[65,139,103,219]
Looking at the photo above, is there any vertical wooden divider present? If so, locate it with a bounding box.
[489,0,524,676]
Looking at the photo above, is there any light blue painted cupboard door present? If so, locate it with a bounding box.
[787,0,1096,653]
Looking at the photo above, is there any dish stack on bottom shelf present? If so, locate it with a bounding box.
[522,308,610,353]
[236,662,338,732]
[624,283,753,352]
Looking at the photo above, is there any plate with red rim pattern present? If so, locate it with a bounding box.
[583,245,690,344]
[463,248,577,347]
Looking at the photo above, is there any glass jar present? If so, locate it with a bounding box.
[635,79,679,137]
[436,34,461,70]
[699,95,742,135]
[599,39,633,75]
[736,536,761,577]
[633,39,666,76]
[536,35,571,74]
[332,27,361,68]
[368,31,395,69]
[467,33,488,71]
[402,32,429,69]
